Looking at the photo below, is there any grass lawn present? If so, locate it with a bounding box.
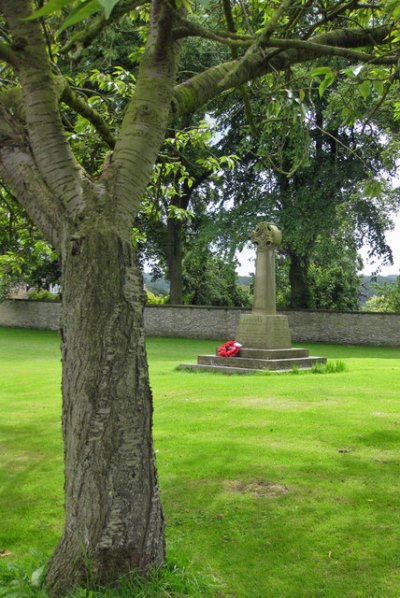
[1,327,400,597]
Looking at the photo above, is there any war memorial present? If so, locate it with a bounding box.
[180,222,327,373]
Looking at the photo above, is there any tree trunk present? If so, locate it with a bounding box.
[166,216,183,304]
[288,253,312,309]
[46,222,164,596]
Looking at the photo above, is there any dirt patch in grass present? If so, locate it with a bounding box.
[223,479,289,497]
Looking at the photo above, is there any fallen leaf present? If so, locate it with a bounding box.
[0,549,12,557]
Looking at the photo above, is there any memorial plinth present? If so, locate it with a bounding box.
[236,314,291,349]
[236,223,291,350]
[180,222,326,374]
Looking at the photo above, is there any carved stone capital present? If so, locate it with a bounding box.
[251,222,281,250]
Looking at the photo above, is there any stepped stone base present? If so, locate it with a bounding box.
[180,347,327,374]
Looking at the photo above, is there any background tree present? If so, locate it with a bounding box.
[137,120,239,304]
[0,186,59,300]
[0,0,399,594]
[364,275,400,312]
[212,64,400,308]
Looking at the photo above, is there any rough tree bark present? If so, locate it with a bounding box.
[288,252,312,309]
[47,218,165,594]
[166,176,210,304]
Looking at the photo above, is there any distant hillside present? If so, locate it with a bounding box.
[143,273,169,295]
[143,271,398,305]
[360,275,398,303]
[237,275,252,287]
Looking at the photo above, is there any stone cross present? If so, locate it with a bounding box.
[251,222,282,315]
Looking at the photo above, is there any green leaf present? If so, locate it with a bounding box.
[318,72,335,97]
[58,0,101,32]
[97,0,121,18]
[373,80,384,95]
[176,0,193,11]
[342,66,359,78]
[359,80,371,101]
[273,102,281,116]
[390,0,400,18]
[24,0,74,20]
[311,66,332,77]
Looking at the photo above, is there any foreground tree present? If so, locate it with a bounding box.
[0,0,399,594]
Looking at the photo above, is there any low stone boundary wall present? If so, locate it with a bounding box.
[0,299,61,330]
[0,300,399,347]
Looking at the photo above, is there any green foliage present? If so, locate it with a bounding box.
[143,120,236,221]
[137,117,240,301]
[0,558,48,598]
[98,0,121,19]
[311,66,336,98]
[145,290,169,305]
[0,559,220,598]
[364,276,400,313]
[27,289,60,302]
[182,242,251,307]
[26,0,76,20]
[27,0,122,31]
[1,0,400,594]
[311,359,347,374]
[58,1,103,34]
[0,191,60,302]
[308,240,362,311]
[213,56,399,309]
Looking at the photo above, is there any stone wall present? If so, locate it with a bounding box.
[0,300,399,347]
[0,299,61,330]
[144,305,243,340]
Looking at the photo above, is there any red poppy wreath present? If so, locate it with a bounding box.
[217,340,242,358]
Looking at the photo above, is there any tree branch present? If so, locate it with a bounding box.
[1,0,85,217]
[172,25,398,117]
[61,84,116,149]
[264,35,397,64]
[256,0,297,46]
[0,41,18,67]
[173,19,252,46]
[222,0,258,137]
[112,0,181,226]
[0,107,64,251]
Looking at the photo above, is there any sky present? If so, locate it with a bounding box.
[360,211,400,276]
[236,211,400,278]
